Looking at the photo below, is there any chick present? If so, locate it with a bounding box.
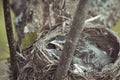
[84,41,113,71]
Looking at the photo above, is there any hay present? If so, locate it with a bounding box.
[16,25,120,80]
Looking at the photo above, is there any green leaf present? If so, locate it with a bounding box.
[112,20,120,36]
[21,32,37,51]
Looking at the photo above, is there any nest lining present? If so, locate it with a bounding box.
[16,26,120,80]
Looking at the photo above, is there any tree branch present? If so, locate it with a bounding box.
[3,0,18,80]
[55,0,91,80]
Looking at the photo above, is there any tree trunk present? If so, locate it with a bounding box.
[55,0,91,80]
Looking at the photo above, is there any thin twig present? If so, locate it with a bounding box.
[3,0,18,80]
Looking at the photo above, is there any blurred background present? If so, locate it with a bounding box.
[0,1,9,79]
[0,0,9,61]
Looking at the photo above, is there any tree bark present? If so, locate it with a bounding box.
[55,0,91,80]
[3,0,18,80]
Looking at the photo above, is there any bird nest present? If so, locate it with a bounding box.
[16,26,120,80]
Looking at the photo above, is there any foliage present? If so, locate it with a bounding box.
[112,20,120,36]
[20,32,37,51]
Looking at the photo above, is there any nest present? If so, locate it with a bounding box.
[16,26,120,80]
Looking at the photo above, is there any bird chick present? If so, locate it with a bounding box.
[84,41,113,71]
